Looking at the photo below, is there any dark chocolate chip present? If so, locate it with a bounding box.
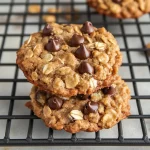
[45,39,60,52]
[81,21,94,34]
[70,34,84,47]
[75,44,90,60]
[112,0,122,3]
[78,62,94,74]
[43,24,53,36]
[84,101,98,115]
[77,94,89,100]
[102,86,116,96]
[48,96,63,110]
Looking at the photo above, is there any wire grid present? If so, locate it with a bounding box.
[0,0,150,146]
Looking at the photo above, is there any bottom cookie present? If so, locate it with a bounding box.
[26,76,130,133]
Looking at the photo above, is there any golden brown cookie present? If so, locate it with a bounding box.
[26,76,130,133]
[87,0,150,19]
[17,22,122,97]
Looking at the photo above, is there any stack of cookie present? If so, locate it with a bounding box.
[16,22,130,133]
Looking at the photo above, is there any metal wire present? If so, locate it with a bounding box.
[0,0,150,146]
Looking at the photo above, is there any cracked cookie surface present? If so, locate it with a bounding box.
[26,76,130,133]
[17,22,122,97]
[87,0,150,19]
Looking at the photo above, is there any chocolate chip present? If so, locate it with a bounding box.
[77,94,89,100]
[84,101,98,115]
[48,96,63,110]
[81,21,94,34]
[70,34,84,47]
[102,86,116,96]
[45,39,60,52]
[43,24,53,36]
[75,44,90,60]
[112,0,122,3]
[78,62,94,74]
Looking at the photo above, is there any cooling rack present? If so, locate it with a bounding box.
[0,0,150,146]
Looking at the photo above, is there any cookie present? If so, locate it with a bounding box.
[26,76,130,133]
[17,22,122,97]
[87,0,150,19]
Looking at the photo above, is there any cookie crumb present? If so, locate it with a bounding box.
[47,8,61,13]
[28,5,41,13]
[64,8,80,21]
[42,15,56,23]
[42,8,61,23]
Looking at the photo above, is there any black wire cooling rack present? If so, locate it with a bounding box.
[0,0,150,146]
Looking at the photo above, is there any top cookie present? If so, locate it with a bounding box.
[17,22,122,97]
[87,0,150,18]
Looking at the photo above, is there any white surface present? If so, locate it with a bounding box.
[0,147,150,150]
[0,0,150,149]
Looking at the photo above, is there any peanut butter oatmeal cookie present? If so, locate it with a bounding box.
[17,22,122,97]
[26,76,130,133]
[87,0,150,19]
